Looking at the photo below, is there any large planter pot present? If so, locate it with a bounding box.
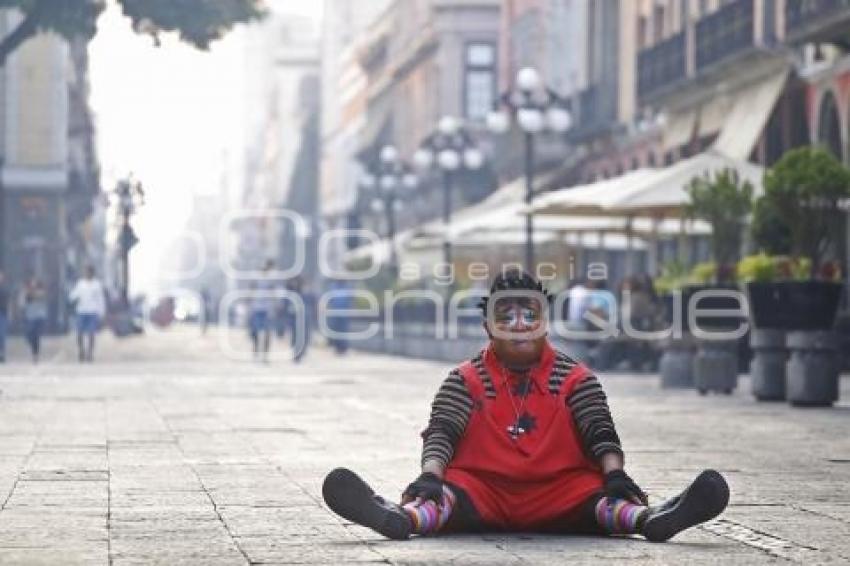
[746,281,844,331]
[663,285,747,332]
[693,338,738,395]
[750,329,787,401]
[659,335,696,389]
[786,331,840,407]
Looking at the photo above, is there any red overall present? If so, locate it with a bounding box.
[444,343,604,530]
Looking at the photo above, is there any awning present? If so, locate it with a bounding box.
[712,70,789,160]
[663,110,697,153]
[407,170,555,240]
[451,212,711,239]
[531,169,661,216]
[697,95,732,138]
[613,151,763,215]
[531,151,764,218]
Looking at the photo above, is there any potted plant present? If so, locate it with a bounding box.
[682,169,754,394]
[684,169,753,328]
[746,147,850,406]
[746,147,849,331]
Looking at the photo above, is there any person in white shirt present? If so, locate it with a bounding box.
[69,266,107,362]
[567,280,590,327]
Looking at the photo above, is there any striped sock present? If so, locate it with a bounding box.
[594,497,648,535]
[402,485,457,535]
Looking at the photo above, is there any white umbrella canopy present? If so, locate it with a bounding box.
[531,168,660,216]
[454,230,650,250]
[615,150,763,215]
[447,206,711,240]
[531,151,764,218]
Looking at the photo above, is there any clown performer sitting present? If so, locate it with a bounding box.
[322,269,729,541]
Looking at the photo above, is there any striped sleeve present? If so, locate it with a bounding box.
[421,369,473,468]
[566,373,624,460]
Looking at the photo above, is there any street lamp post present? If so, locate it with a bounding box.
[413,116,485,269]
[109,177,144,305]
[359,145,418,273]
[487,67,572,271]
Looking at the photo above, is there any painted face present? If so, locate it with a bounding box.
[486,298,547,370]
[493,305,543,331]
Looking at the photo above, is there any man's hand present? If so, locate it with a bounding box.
[604,469,648,505]
[401,472,444,505]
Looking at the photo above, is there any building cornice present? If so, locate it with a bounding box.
[3,166,68,192]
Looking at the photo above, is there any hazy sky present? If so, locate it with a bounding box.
[88,1,323,295]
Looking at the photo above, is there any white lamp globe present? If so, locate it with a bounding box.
[517,67,542,92]
[438,115,459,136]
[517,108,544,133]
[402,173,418,189]
[546,107,572,132]
[380,145,398,164]
[413,148,434,169]
[360,174,376,189]
[437,149,461,171]
[463,148,484,170]
[380,175,397,191]
[486,110,510,134]
[371,199,384,213]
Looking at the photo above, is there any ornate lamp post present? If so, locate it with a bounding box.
[108,176,144,305]
[359,145,418,272]
[487,67,572,270]
[413,116,485,269]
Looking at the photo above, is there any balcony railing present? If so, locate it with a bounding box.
[637,32,687,100]
[786,0,850,41]
[695,0,755,71]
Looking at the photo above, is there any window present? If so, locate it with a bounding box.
[653,5,665,43]
[464,43,496,121]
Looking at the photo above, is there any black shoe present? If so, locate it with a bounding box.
[322,467,412,540]
[642,469,729,542]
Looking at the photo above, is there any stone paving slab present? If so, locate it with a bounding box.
[0,328,847,564]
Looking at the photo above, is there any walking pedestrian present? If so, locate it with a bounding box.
[325,279,352,355]
[287,277,313,363]
[200,287,212,335]
[21,277,48,364]
[69,266,107,362]
[249,260,277,362]
[0,271,9,363]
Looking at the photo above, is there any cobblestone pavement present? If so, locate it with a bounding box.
[0,327,848,565]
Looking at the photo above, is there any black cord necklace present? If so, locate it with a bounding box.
[500,366,530,441]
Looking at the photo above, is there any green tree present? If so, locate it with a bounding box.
[685,168,754,282]
[761,146,850,275]
[0,0,265,65]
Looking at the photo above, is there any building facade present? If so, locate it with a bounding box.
[0,11,100,332]
[331,0,502,249]
[234,10,320,278]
